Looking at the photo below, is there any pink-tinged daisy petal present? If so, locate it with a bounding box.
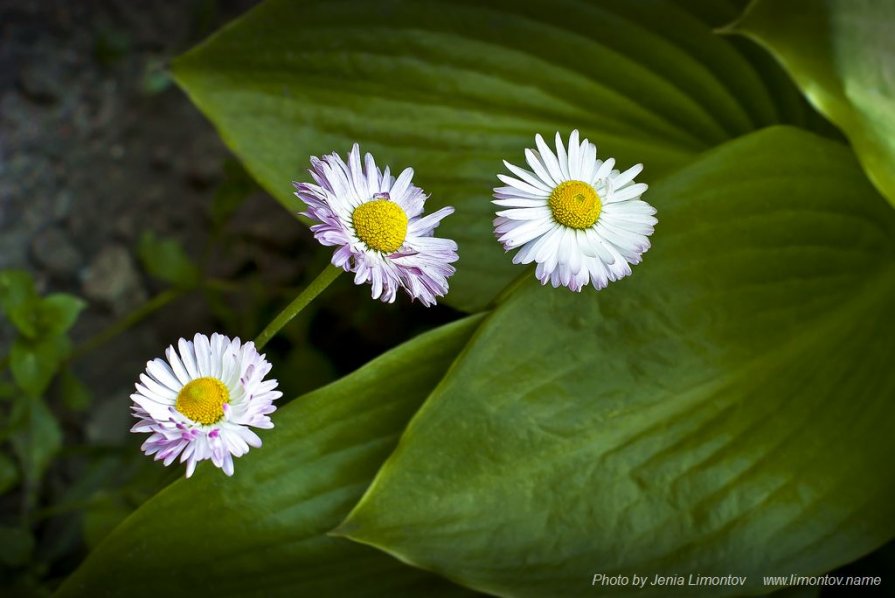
[294,145,458,305]
[130,333,278,479]
[364,152,380,194]
[494,130,656,292]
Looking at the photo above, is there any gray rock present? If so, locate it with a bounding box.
[30,225,84,276]
[81,244,146,314]
[18,61,63,105]
[85,388,133,445]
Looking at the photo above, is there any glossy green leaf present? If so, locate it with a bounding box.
[0,453,19,495]
[81,493,134,551]
[59,370,93,412]
[1,270,41,338]
[0,270,38,316]
[10,336,70,397]
[58,315,485,598]
[37,294,86,337]
[732,0,895,208]
[11,397,62,485]
[337,127,895,596]
[173,0,794,311]
[7,294,84,341]
[137,232,201,288]
[0,273,83,339]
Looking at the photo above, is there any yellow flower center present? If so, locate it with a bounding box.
[352,199,408,253]
[548,180,602,229]
[175,377,230,425]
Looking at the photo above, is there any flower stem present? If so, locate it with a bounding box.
[254,264,342,350]
[70,288,182,362]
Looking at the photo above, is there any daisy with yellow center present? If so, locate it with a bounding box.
[131,333,281,477]
[294,144,458,306]
[494,130,657,291]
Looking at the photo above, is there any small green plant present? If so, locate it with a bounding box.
[0,270,84,578]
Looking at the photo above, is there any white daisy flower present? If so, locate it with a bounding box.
[130,333,281,478]
[493,130,657,292]
[294,144,458,306]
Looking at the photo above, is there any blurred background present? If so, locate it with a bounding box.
[0,1,460,593]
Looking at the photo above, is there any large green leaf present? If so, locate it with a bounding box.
[336,127,895,596]
[732,0,895,208]
[57,315,485,597]
[173,0,792,311]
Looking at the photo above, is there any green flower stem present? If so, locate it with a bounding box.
[254,264,341,350]
[70,288,182,362]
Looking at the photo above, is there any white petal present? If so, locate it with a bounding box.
[535,134,564,184]
[364,152,380,194]
[348,143,367,200]
[554,132,570,180]
[607,183,649,203]
[584,228,617,265]
[495,206,552,221]
[165,346,190,386]
[567,130,580,179]
[612,163,643,189]
[177,338,199,379]
[389,167,415,203]
[146,359,182,392]
[493,197,548,208]
[503,160,552,192]
[525,148,558,187]
[594,157,616,183]
[579,140,597,183]
[193,333,212,377]
[499,217,554,248]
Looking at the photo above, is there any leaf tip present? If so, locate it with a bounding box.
[326,517,361,540]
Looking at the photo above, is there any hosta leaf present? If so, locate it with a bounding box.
[732,0,895,208]
[173,0,791,311]
[57,315,485,598]
[336,127,895,596]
